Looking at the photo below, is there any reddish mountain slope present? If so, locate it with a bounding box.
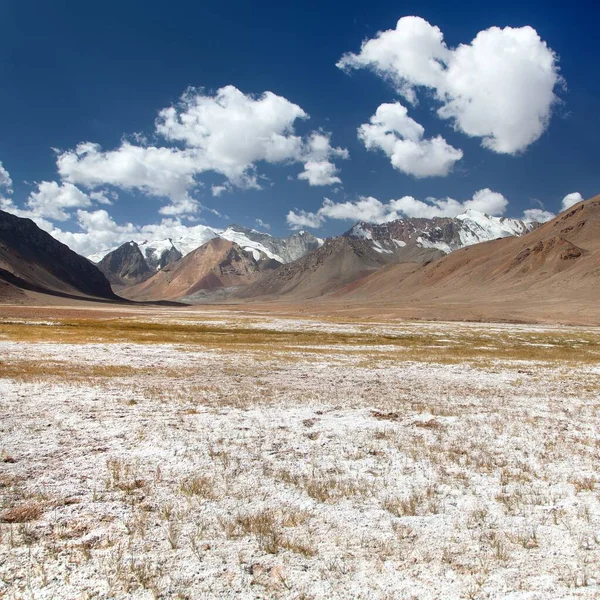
[121,238,268,301]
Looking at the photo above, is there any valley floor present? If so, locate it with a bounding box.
[1,307,600,599]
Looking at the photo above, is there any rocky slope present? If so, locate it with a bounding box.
[345,210,533,256]
[120,238,276,301]
[97,242,154,286]
[238,236,404,299]
[220,226,323,263]
[0,210,117,301]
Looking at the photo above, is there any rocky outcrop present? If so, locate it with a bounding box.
[98,242,155,285]
[345,210,534,256]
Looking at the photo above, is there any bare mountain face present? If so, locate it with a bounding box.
[0,210,116,302]
[97,242,154,286]
[121,238,277,302]
[345,210,533,256]
[239,236,401,300]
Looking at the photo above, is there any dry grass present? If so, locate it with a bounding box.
[221,507,315,556]
[0,359,180,383]
[1,502,43,523]
[179,475,216,499]
[1,317,600,366]
[2,312,600,598]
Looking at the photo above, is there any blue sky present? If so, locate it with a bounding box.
[0,0,598,255]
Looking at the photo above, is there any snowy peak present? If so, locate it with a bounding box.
[220,225,324,263]
[138,238,183,271]
[345,211,536,256]
[88,224,323,286]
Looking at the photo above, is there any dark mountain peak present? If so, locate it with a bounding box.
[98,241,154,286]
[0,210,116,300]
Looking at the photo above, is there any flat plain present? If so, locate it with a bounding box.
[1,305,600,599]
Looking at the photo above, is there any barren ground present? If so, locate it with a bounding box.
[1,305,600,599]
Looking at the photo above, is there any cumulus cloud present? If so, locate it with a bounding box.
[155,85,308,183]
[0,162,13,193]
[358,102,463,177]
[26,181,92,221]
[298,132,349,186]
[286,209,326,230]
[561,192,583,211]
[90,190,117,205]
[0,161,121,232]
[287,188,508,228]
[298,160,342,186]
[57,142,201,215]
[48,209,204,257]
[522,208,555,223]
[45,208,274,258]
[338,16,561,154]
[56,87,348,217]
[255,218,271,231]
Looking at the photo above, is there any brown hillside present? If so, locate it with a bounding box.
[333,195,600,316]
[0,210,117,302]
[121,238,263,301]
[239,236,401,300]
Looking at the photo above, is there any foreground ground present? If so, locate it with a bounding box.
[1,305,600,599]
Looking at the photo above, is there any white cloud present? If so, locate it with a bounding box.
[286,209,326,230]
[57,142,201,216]
[56,87,348,216]
[459,188,509,216]
[49,210,204,257]
[26,181,91,221]
[338,16,561,154]
[561,192,583,211]
[0,162,13,193]
[211,184,230,197]
[297,132,349,186]
[0,173,93,231]
[298,160,342,186]
[90,190,117,205]
[287,188,508,228]
[156,85,306,182]
[48,208,273,258]
[255,218,271,231]
[358,102,463,177]
[522,208,555,223]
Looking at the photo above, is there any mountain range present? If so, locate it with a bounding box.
[2,198,599,324]
[90,225,323,276]
[94,210,533,291]
[347,209,533,255]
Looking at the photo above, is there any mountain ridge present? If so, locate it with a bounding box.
[0,210,117,302]
[89,225,323,269]
[119,238,277,302]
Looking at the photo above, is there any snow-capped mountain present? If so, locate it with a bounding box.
[88,225,323,272]
[220,226,323,263]
[345,210,535,255]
